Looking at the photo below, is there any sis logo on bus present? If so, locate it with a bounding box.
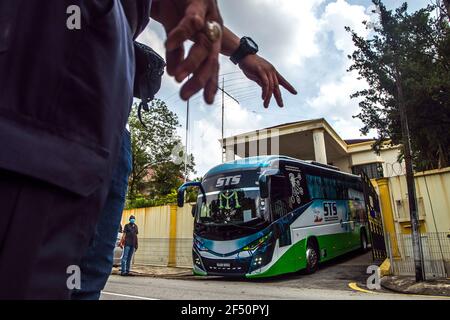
[216,175,241,187]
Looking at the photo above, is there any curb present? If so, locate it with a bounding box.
[381,276,450,298]
[111,267,194,279]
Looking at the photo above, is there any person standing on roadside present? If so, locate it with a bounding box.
[120,215,139,276]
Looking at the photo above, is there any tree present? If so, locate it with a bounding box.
[127,99,195,204]
[346,1,450,170]
[440,0,449,19]
[148,156,195,197]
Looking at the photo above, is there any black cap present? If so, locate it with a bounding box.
[129,215,136,220]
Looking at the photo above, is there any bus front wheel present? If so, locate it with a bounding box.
[305,241,319,274]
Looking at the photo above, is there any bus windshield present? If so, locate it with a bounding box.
[196,188,267,226]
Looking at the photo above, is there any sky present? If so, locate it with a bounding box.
[136,0,430,177]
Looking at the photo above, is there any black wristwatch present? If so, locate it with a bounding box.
[230,37,259,65]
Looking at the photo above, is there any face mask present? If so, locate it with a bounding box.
[130,219,136,224]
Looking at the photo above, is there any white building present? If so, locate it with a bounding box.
[220,118,405,179]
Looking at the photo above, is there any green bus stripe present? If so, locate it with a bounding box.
[246,231,362,278]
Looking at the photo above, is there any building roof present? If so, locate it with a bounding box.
[345,139,374,145]
[261,119,324,131]
[221,118,377,151]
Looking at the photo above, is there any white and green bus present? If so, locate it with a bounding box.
[177,156,370,278]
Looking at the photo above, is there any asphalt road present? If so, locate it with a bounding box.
[101,251,445,300]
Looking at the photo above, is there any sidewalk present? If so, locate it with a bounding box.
[112,265,194,279]
[381,276,450,297]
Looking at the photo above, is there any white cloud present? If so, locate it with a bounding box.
[304,0,377,138]
[272,0,326,66]
[188,99,264,176]
[307,71,370,138]
[143,0,388,175]
[307,72,367,116]
[220,0,326,68]
[319,0,371,55]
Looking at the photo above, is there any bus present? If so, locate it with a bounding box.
[177,156,370,278]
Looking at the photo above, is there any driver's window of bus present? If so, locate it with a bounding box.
[194,170,278,228]
[270,175,290,220]
[196,188,268,226]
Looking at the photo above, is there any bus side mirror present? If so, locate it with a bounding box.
[177,181,206,208]
[177,189,185,208]
[259,174,269,198]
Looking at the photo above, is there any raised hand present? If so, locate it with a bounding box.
[238,54,298,108]
[152,0,224,104]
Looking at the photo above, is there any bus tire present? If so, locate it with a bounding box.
[360,230,368,253]
[305,240,319,274]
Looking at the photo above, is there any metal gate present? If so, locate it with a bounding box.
[387,233,449,279]
[361,172,387,261]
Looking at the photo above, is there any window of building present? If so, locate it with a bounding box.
[352,162,384,179]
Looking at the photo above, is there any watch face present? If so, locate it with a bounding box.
[244,37,258,52]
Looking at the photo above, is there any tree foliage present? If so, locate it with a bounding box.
[347,0,450,170]
[126,99,196,208]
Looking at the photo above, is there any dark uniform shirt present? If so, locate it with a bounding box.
[89,0,152,38]
[123,223,139,249]
[121,0,152,38]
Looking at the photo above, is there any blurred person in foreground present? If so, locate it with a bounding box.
[74,0,297,300]
[0,0,296,299]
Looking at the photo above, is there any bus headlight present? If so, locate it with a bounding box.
[242,232,272,252]
[249,247,274,272]
[253,256,263,265]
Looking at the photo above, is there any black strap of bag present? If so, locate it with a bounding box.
[133,41,166,128]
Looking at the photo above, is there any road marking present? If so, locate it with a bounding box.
[348,282,376,294]
[102,291,160,300]
[348,282,450,299]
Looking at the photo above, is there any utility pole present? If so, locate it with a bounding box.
[221,77,225,151]
[394,65,425,281]
[184,76,190,183]
[376,4,425,281]
[218,77,240,163]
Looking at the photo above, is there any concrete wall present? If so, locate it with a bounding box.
[121,204,194,267]
[333,156,352,173]
[380,148,406,178]
[386,167,450,234]
[122,206,171,238]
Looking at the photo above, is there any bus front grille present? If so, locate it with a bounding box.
[201,257,251,275]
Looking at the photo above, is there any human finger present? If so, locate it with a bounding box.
[166,47,185,77]
[257,68,270,101]
[166,1,207,51]
[174,34,211,82]
[179,54,219,101]
[272,73,284,107]
[277,72,298,95]
[203,62,219,104]
[263,72,274,108]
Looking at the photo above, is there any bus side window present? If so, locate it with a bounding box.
[306,175,325,199]
[337,180,345,200]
